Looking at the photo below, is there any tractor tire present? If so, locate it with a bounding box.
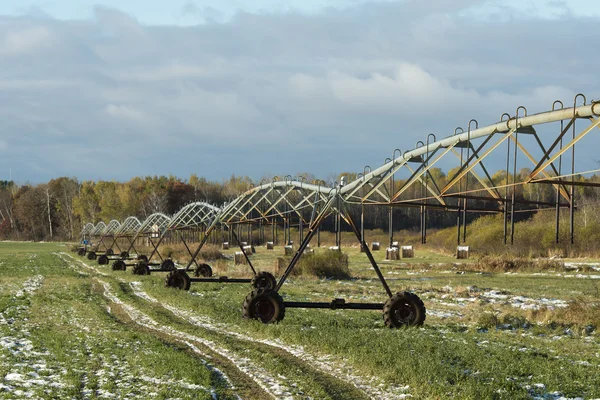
[160,259,176,271]
[242,288,285,324]
[77,248,86,257]
[106,249,114,256]
[194,263,213,277]
[87,252,97,261]
[251,271,277,290]
[383,291,426,328]
[137,255,148,263]
[120,251,129,258]
[165,270,191,290]
[112,260,126,271]
[132,262,151,276]
[98,255,109,265]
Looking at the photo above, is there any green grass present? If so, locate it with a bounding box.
[0,241,66,254]
[2,244,600,399]
[0,252,234,399]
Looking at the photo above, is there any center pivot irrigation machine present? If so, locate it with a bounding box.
[86,220,120,260]
[82,221,106,258]
[80,94,600,328]
[77,222,95,256]
[111,212,172,273]
[195,179,424,328]
[136,202,277,291]
[96,216,142,265]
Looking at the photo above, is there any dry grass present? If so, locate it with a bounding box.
[157,243,225,263]
[469,254,565,272]
[291,250,351,279]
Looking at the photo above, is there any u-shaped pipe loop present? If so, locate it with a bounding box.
[552,100,564,111]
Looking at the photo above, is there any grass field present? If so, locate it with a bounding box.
[1,242,599,399]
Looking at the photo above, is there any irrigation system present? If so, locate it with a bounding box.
[77,94,600,328]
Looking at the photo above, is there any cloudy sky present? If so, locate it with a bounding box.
[1,0,599,183]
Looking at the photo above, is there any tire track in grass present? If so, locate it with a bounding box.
[56,253,249,399]
[97,278,290,399]
[128,281,412,400]
[60,252,412,399]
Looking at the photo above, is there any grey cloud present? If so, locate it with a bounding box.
[0,1,598,183]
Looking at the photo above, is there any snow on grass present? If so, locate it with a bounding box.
[97,278,288,399]
[128,281,414,400]
[62,253,413,400]
[424,287,569,311]
[0,275,71,397]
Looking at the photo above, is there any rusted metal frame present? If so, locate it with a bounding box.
[124,235,141,256]
[145,219,181,263]
[530,131,570,199]
[182,197,247,269]
[93,220,121,252]
[89,222,106,250]
[391,145,451,202]
[510,133,570,202]
[525,118,575,181]
[129,213,170,255]
[349,158,410,201]
[449,147,503,202]
[402,164,446,206]
[229,228,257,275]
[442,128,515,194]
[274,194,337,292]
[443,133,498,195]
[184,222,221,270]
[177,230,200,269]
[146,235,165,263]
[102,235,118,253]
[529,117,600,180]
[339,203,393,298]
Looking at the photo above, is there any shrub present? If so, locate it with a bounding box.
[68,243,80,252]
[477,311,499,329]
[470,255,564,272]
[198,245,225,261]
[292,250,351,279]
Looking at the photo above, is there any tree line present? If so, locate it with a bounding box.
[0,168,599,242]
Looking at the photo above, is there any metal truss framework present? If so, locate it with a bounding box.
[105,216,142,257]
[79,223,95,244]
[89,221,106,245]
[81,94,600,326]
[92,220,121,253]
[133,212,172,265]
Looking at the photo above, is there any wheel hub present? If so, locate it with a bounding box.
[393,302,415,324]
[254,299,275,322]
